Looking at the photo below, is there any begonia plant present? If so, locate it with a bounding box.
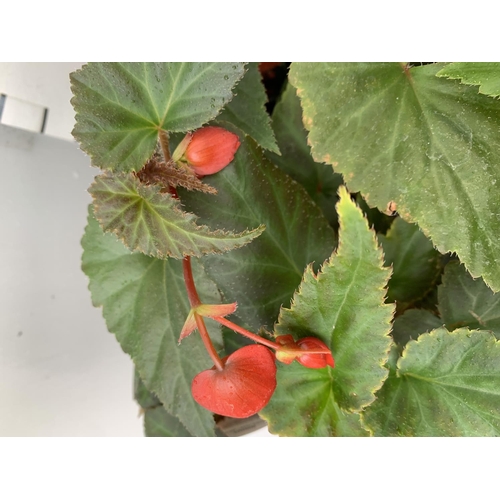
[73,62,500,436]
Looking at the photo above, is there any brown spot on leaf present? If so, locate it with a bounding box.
[386,201,398,216]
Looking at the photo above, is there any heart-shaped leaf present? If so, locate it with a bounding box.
[191,344,277,418]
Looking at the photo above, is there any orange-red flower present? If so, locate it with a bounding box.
[191,345,276,418]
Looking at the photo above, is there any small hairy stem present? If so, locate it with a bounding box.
[213,316,280,350]
[158,129,171,162]
[195,313,224,371]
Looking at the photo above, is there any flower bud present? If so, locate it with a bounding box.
[296,338,335,369]
[183,126,240,176]
[275,335,335,369]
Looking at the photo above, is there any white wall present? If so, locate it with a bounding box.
[0,62,83,140]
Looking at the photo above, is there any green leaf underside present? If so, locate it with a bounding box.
[265,82,343,229]
[144,406,193,437]
[89,173,264,259]
[437,63,500,98]
[218,62,280,154]
[391,309,442,349]
[438,261,500,339]
[260,188,393,436]
[180,126,336,332]
[363,328,500,436]
[82,207,223,437]
[71,62,246,172]
[290,62,500,292]
[260,363,369,437]
[379,217,442,307]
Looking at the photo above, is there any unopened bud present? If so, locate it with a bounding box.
[183,126,240,176]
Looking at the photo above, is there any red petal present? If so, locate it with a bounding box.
[191,345,277,418]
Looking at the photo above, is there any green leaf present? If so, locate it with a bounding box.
[379,217,442,309]
[437,63,500,98]
[144,406,193,437]
[134,369,161,409]
[260,187,394,436]
[438,261,500,339]
[265,82,343,229]
[261,363,369,437]
[89,172,264,259]
[82,206,223,437]
[363,327,500,436]
[180,125,336,332]
[71,62,246,172]
[391,308,442,349]
[218,62,280,154]
[290,62,500,292]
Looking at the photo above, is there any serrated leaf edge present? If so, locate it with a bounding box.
[89,172,265,259]
[274,186,395,416]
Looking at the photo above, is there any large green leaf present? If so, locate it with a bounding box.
[379,217,442,309]
[290,62,500,292]
[218,62,280,154]
[82,206,223,437]
[260,187,394,436]
[180,125,336,332]
[89,172,264,259]
[438,261,500,339]
[261,363,369,437]
[363,327,500,436]
[144,406,193,437]
[437,63,500,97]
[265,82,343,229]
[71,62,245,172]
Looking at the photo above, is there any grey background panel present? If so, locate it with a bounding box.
[0,124,143,436]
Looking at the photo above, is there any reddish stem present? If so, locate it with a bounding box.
[183,256,201,307]
[213,316,280,350]
[195,313,224,371]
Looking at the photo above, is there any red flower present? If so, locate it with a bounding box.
[181,126,240,176]
[191,344,277,418]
